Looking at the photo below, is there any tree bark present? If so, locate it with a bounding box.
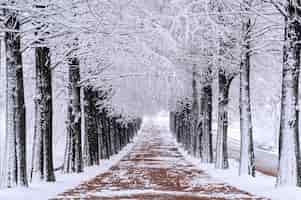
[199,83,213,163]
[97,113,105,160]
[31,47,55,182]
[191,65,199,156]
[169,112,175,133]
[63,57,83,173]
[277,5,301,186]
[3,12,28,187]
[215,72,233,169]
[239,14,255,177]
[83,86,99,166]
[184,103,191,151]
[100,109,111,159]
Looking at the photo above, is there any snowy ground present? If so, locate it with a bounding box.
[151,111,301,200]
[0,133,140,200]
[0,112,300,200]
[55,118,264,200]
[222,135,277,176]
[178,148,301,200]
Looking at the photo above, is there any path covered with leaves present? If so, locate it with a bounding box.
[54,126,268,200]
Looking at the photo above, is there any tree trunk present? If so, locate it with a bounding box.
[3,12,28,187]
[239,15,255,177]
[184,103,191,151]
[199,83,213,163]
[113,118,121,153]
[277,10,301,187]
[215,72,232,169]
[101,109,111,158]
[63,57,83,173]
[109,118,116,155]
[191,65,199,156]
[83,86,99,166]
[169,112,175,133]
[31,47,55,182]
[97,115,104,160]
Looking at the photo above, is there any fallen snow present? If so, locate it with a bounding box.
[151,111,301,200]
[0,132,140,200]
[0,112,300,200]
[175,137,301,200]
[86,189,252,199]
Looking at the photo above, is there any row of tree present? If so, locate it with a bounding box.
[0,1,142,188]
[168,0,301,188]
[2,0,301,190]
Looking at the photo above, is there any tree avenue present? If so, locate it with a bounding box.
[0,0,299,191]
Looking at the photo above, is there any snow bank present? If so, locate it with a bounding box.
[176,141,301,200]
[146,111,301,200]
[0,132,140,200]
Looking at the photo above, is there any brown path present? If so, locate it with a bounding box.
[54,126,268,200]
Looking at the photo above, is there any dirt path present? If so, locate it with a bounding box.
[53,126,268,200]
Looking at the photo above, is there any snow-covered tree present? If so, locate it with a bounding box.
[2,2,28,187]
[31,1,55,182]
[63,54,83,173]
[238,0,255,177]
[271,0,301,187]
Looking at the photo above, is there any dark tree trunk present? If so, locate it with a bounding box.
[191,65,199,156]
[198,83,213,163]
[215,72,233,169]
[108,118,115,155]
[113,118,121,153]
[63,57,83,173]
[184,103,191,151]
[277,3,301,186]
[31,47,55,182]
[97,117,105,160]
[83,86,99,166]
[100,109,111,159]
[95,100,105,160]
[169,112,175,133]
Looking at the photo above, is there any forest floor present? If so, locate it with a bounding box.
[53,125,268,200]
